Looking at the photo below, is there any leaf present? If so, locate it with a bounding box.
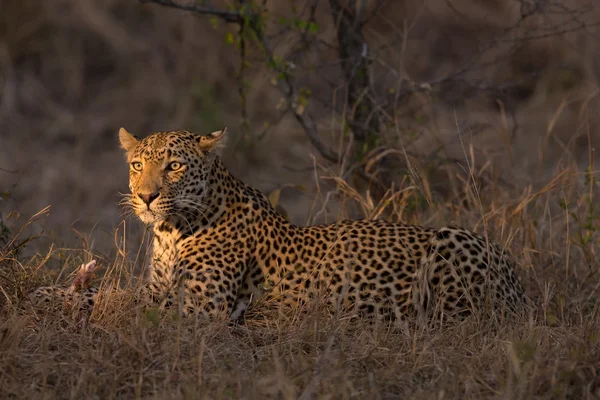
[268,188,281,208]
[294,19,307,30]
[225,32,235,45]
[144,307,161,327]
[514,341,536,362]
[292,184,307,192]
[545,311,559,327]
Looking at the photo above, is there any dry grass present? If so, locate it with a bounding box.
[1,154,599,399]
[1,0,600,398]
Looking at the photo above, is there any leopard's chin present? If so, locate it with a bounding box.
[136,209,166,226]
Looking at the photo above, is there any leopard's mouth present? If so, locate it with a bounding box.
[135,208,166,225]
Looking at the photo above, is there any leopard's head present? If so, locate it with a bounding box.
[118,128,227,225]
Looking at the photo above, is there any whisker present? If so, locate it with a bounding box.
[177,199,212,220]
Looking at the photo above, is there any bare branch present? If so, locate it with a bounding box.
[137,0,599,193]
[328,0,380,144]
[138,0,242,23]
[139,0,342,164]
[293,109,340,163]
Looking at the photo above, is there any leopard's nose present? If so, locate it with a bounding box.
[138,192,159,206]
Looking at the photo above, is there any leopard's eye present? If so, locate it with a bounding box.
[168,161,182,171]
[131,162,143,172]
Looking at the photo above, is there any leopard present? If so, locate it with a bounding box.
[30,127,531,323]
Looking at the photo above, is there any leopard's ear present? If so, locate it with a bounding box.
[119,128,139,153]
[196,127,228,153]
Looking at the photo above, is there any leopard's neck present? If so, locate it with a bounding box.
[147,157,295,287]
[149,222,179,292]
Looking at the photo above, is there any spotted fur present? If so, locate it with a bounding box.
[31,128,531,322]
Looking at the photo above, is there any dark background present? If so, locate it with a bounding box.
[1,0,599,255]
